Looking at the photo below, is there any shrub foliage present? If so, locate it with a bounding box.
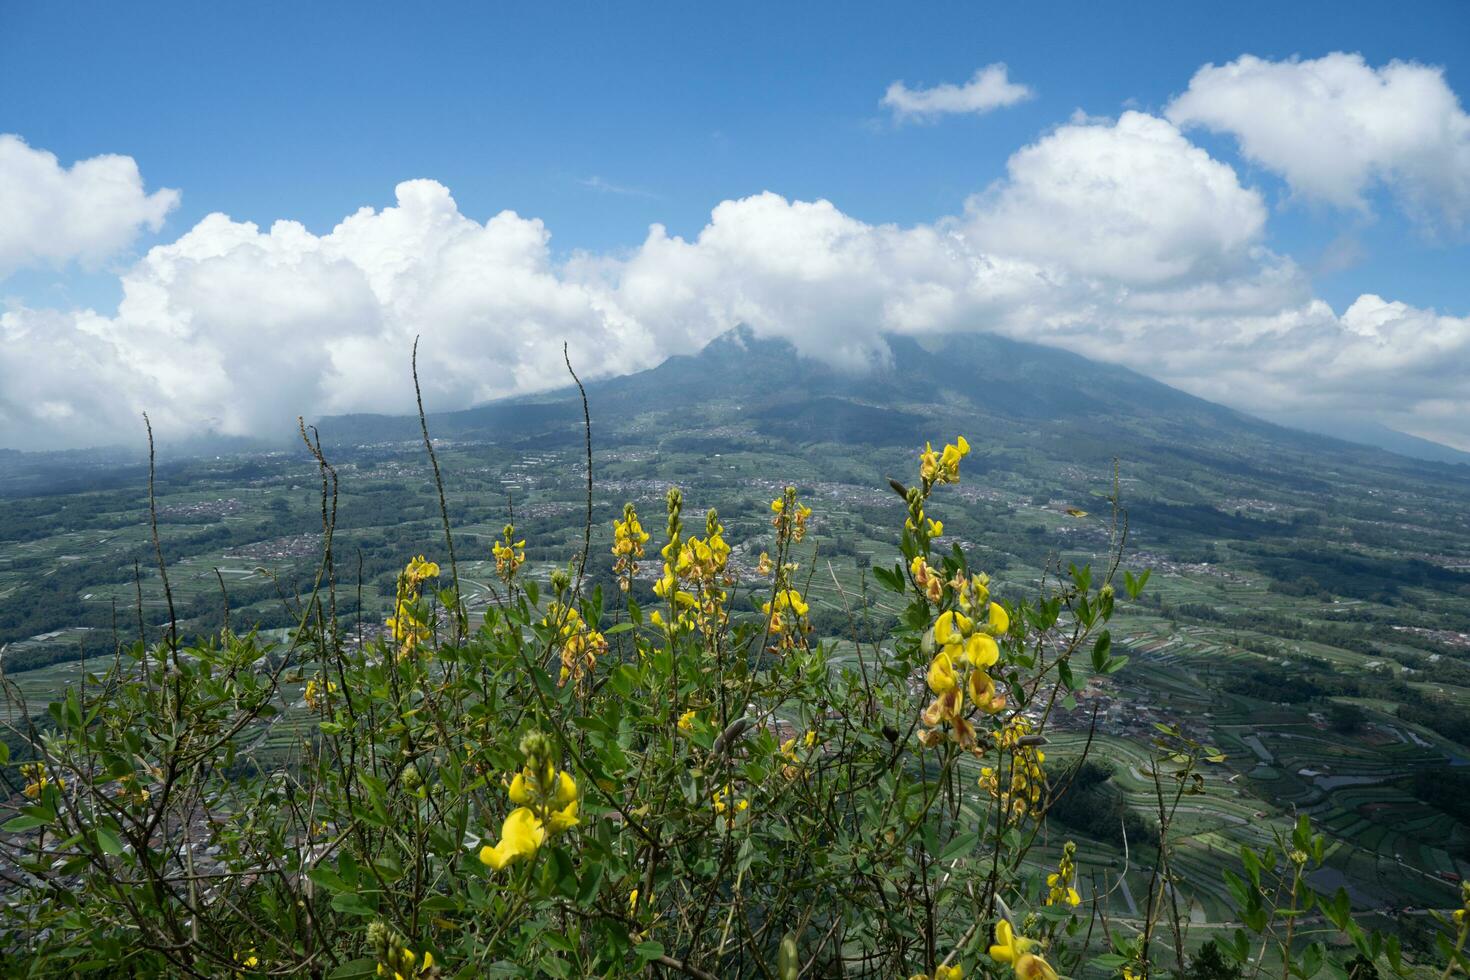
[1,420,1464,979]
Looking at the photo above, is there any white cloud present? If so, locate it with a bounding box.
[1166,53,1470,230]
[0,180,658,448]
[882,63,1034,122]
[3,109,1468,452]
[579,176,659,199]
[0,135,180,278]
[961,111,1269,285]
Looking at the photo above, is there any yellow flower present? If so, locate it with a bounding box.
[989,919,1037,964]
[712,784,748,817]
[762,588,811,648]
[771,488,813,541]
[1046,873,1081,907]
[404,555,440,583]
[980,720,1047,819]
[1015,955,1059,980]
[376,946,435,980]
[909,965,964,980]
[935,610,1000,668]
[479,807,547,870]
[967,668,1007,714]
[491,523,527,582]
[612,505,649,553]
[965,632,1000,667]
[920,436,970,486]
[911,556,944,603]
[1046,842,1081,907]
[114,772,151,806]
[20,762,62,798]
[543,602,606,691]
[387,556,440,659]
[988,601,1010,635]
[612,504,650,591]
[484,754,579,869]
[677,709,697,734]
[934,610,971,645]
[919,443,940,483]
[507,765,579,824]
[304,676,337,713]
[927,651,959,694]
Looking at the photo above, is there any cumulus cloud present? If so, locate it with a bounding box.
[961,111,1269,284]
[0,134,180,278]
[882,63,1034,122]
[1,180,660,448]
[1166,53,1470,230]
[3,108,1468,452]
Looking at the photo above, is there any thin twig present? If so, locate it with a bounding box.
[411,336,465,639]
[563,342,593,598]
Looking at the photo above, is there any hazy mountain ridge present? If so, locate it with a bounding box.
[3,326,1466,497]
[320,326,1470,483]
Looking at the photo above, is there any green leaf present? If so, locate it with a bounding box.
[95,828,125,856]
[873,563,906,593]
[1091,630,1111,671]
[327,958,380,979]
[2,814,48,833]
[1222,868,1249,909]
[604,621,636,635]
[1298,941,1324,979]
[1124,568,1152,599]
[938,832,979,862]
[576,858,605,905]
[608,664,639,698]
[330,891,377,917]
[1241,846,1261,890]
[634,941,666,963]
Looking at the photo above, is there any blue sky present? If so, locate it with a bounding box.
[2,0,1469,449]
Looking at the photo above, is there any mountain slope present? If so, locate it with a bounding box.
[318,326,1466,489]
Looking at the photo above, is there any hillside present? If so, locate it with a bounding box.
[3,325,1470,955]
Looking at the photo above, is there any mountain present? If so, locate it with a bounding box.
[1264,413,1470,466]
[318,325,1467,488]
[6,326,1463,499]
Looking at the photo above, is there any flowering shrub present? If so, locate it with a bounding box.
[0,429,1455,978]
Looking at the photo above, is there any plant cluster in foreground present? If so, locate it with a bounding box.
[0,430,1463,979]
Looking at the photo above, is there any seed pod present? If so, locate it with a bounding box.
[777,931,799,980]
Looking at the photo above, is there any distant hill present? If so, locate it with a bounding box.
[1264,413,1470,466]
[4,326,1464,496]
[316,325,1467,488]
